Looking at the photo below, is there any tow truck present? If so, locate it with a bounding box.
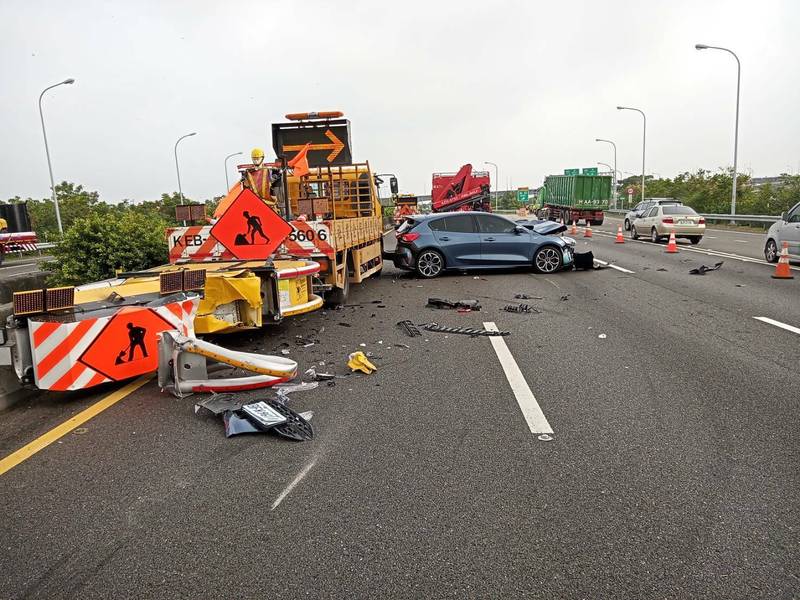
[431,164,491,212]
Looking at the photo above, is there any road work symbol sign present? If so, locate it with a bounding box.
[79,306,175,381]
[210,189,292,260]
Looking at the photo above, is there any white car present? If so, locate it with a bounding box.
[764,201,800,262]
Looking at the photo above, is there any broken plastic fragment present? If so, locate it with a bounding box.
[598,333,607,339]
[348,351,377,374]
[195,394,242,416]
[223,410,262,437]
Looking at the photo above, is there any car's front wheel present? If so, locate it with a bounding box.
[764,239,779,263]
[533,246,563,273]
[624,219,631,231]
[631,225,640,240]
[415,249,444,278]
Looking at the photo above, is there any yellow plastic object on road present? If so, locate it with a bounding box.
[348,351,377,374]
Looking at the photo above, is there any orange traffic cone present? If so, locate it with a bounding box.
[665,232,679,253]
[570,221,577,235]
[772,241,794,279]
[584,223,593,238]
[615,225,625,244]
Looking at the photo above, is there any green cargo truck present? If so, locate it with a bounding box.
[536,174,612,226]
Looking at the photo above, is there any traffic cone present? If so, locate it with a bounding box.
[772,241,794,279]
[665,232,679,253]
[570,221,577,235]
[615,225,625,244]
[584,222,593,238]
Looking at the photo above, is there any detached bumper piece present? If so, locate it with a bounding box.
[222,400,313,441]
[158,330,298,398]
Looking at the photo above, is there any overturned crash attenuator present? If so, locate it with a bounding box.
[158,330,298,397]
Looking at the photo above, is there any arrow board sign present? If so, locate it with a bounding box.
[272,118,353,167]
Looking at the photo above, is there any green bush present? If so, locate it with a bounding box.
[47,210,169,286]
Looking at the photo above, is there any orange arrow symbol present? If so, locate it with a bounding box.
[284,129,345,163]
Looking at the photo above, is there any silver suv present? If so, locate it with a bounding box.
[623,198,682,231]
[764,201,800,262]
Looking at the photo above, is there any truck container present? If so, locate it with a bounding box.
[537,174,612,225]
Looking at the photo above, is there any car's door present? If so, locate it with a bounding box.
[474,214,531,265]
[428,214,480,267]
[779,202,800,257]
[640,205,659,233]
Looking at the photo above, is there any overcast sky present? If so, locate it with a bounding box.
[1,0,798,203]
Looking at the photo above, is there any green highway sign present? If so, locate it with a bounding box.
[582,167,598,176]
[564,168,580,176]
[516,188,529,203]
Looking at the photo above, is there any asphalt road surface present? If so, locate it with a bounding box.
[0,229,798,599]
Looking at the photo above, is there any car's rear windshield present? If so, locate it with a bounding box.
[663,206,697,215]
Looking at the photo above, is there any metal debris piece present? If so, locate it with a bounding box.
[194,394,242,416]
[689,261,724,275]
[514,293,543,300]
[267,400,314,441]
[397,320,422,337]
[423,322,510,337]
[426,298,481,311]
[502,304,540,314]
[242,401,288,430]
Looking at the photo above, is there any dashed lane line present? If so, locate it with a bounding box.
[752,317,800,336]
[593,259,635,273]
[484,322,553,435]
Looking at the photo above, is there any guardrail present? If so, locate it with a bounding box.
[606,209,780,224]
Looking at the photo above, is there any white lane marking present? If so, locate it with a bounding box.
[593,259,635,273]
[271,459,316,510]
[705,236,717,239]
[734,240,749,243]
[483,322,553,435]
[753,317,800,336]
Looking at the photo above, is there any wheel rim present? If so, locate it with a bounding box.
[535,247,561,273]
[766,241,776,261]
[418,251,442,276]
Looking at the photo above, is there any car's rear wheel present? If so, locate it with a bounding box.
[416,249,444,278]
[624,219,631,231]
[764,239,779,263]
[533,246,563,273]
[689,236,702,245]
[651,228,661,243]
[631,225,639,239]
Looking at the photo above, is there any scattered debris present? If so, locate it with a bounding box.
[394,343,410,349]
[338,322,352,327]
[397,320,422,337]
[266,400,314,441]
[514,293,543,300]
[689,261,724,275]
[280,349,291,355]
[502,304,540,314]
[736,284,746,287]
[348,351,378,374]
[537,434,553,442]
[304,367,336,381]
[242,401,288,430]
[560,294,570,301]
[573,251,596,270]
[194,394,242,416]
[598,333,607,339]
[427,297,481,311]
[656,268,668,272]
[223,410,261,437]
[423,322,510,337]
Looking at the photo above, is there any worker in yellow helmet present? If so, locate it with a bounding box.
[241,147,275,205]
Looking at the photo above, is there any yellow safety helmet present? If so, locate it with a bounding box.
[251,148,265,165]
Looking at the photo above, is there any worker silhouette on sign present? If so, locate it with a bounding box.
[242,210,269,244]
[115,323,148,364]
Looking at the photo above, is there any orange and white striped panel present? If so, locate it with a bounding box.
[283,220,335,258]
[152,297,199,337]
[167,226,234,263]
[29,317,112,391]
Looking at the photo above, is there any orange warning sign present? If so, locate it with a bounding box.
[78,306,175,382]
[209,189,292,260]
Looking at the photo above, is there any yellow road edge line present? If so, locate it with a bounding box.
[0,375,153,477]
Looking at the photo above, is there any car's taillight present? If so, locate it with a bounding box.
[662,217,674,224]
[698,217,705,224]
[399,232,420,243]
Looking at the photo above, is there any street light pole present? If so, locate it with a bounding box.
[484,161,499,211]
[695,43,741,217]
[224,151,243,191]
[38,78,75,234]
[174,132,197,202]
[617,106,646,202]
[595,138,618,209]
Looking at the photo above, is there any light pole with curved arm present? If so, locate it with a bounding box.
[695,43,741,216]
[174,132,197,202]
[595,138,618,208]
[224,151,243,191]
[616,106,646,202]
[484,161,499,210]
[39,78,75,234]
